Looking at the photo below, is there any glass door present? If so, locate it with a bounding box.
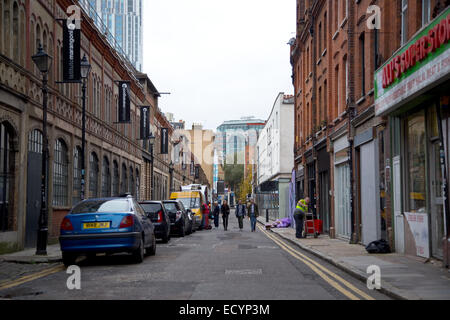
[430,140,444,258]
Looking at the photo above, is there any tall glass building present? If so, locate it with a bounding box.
[80,0,143,71]
[215,117,266,166]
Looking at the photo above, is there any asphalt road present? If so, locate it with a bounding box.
[0,213,390,300]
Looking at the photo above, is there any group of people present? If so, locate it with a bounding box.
[207,196,311,238]
[210,199,260,232]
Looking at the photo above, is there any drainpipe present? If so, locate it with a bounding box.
[348,0,358,244]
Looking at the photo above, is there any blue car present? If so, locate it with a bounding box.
[59,196,156,266]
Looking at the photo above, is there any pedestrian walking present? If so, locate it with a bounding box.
[247,199,259,232]
[294,198,310,238]
[213,201,220,229]
[221,200,230,231]
[235,200,246,231]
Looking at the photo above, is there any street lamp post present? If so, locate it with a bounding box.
[169,161,174,193]
[80,54,91,201]
[32,44,52,256]
[149,133,156,200]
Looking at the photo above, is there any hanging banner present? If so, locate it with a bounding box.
[62,18,81,82]
[161,127,169,154]
[118,81,131,123]
[140,106,150,140]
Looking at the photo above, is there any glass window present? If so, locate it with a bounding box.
[73,146,82,205]
[53,139,69,207]
[102,157,111,197]
[89,152,99,198]
[405,111,426,213]
[140,203,162,214]
[71,199,130,214]
[113,161,119,196]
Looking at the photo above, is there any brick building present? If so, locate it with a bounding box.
[0,0,197,253]
[292,0,450,265]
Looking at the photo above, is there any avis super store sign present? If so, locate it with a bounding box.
[375,8,450,116]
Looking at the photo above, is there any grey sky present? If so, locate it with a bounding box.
[142,0,295,131]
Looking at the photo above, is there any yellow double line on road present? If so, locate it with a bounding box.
[258,226,375,301]
[0,265,65,291]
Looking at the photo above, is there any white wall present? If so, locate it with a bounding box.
[257,93,294,185]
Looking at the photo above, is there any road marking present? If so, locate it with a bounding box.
[0,265,65,291]
[258,226,375,301]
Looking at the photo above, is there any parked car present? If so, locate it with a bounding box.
[170,191,204,231]
[139,201,171,243]
[163,200,191,237]
[59,196,156,266]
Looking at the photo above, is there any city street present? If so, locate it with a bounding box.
[0,213,389,300]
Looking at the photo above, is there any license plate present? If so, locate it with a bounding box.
[83,222,110,229]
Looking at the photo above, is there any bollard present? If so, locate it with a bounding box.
[266,209,269,223]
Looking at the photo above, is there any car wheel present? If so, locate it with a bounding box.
[180,222,186,237]
[146,234,156,256]
[62,252,77,266]
[161,231,169,244]
[132,237,145,263]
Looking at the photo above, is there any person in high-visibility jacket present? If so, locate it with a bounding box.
[294,198,310,238]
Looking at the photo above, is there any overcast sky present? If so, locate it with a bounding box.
[142,0,296,131]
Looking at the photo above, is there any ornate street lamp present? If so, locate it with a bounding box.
[169,161,174,193]
[32,43,52,256]
[80,54,91,201]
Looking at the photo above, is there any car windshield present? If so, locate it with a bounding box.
[177,198,200,209]
[163,202,178,213]
[71,200,131,214]
[140,203,162,213]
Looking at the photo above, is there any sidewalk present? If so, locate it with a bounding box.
[257,217,450,300]
[0,244,62,264]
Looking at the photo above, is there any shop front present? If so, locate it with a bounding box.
[375,8,450,261]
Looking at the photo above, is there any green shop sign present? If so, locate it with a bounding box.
[375,7,450,116]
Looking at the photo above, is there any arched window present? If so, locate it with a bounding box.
[53,139,68,207]
[28,129,43,154]
[0,1,3,54]
[4,0,11,57]
[89,152,99,198]
[135,169,140,200]
[129,166,134,194]
[0,122,16,232]
[102,157,111,197]
[20,7,25,66]
[73,146,82,205]
[112,160,119,196]
[121,163,127,194]
[12,2,18,62]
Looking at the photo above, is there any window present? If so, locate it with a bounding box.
[0,122,15,232]
[53,139,69,207]
[405,111,426,213]
[12,2,18,62]
[422,0,430,26]
[89,152,99,198]
[113,161,119,196]
[4,0,11,57]
[401,0,408,45]
[359,33,366,97]
[129,166,134,194]
[73,146,82,205]
[121,163,127,194]
[102,157,111,197]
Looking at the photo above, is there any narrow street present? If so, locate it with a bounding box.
[0,213,389,300]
